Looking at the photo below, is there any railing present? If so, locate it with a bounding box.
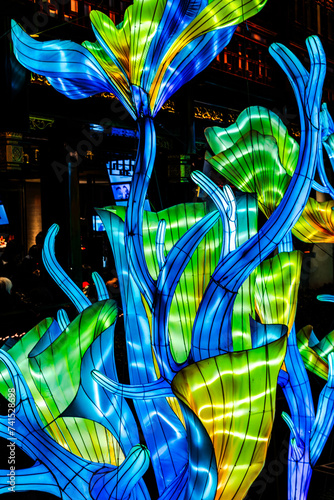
[213,48,273,86]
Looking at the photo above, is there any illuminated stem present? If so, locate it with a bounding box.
[125,116,156,308]
[91,370,173,399]
[97,208,189,495]
[277,233,315,499]
[92,272,109,301]
[155,219,167,270]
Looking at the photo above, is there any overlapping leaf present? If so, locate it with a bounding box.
[0,301,124,465]
[205,106,334,243]
[97,207,189,496]
[255,251,303,334]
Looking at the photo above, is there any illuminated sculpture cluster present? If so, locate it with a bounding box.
[1,1,334,499]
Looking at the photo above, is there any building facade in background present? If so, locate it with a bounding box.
[0,0,333,279]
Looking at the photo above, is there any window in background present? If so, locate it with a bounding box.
[48,3,58,17]
[71,0,78,13]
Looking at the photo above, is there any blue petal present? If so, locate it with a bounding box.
[142,0,207,90]
[153,26,236,115]
[11,20,133,115]
[249,317,288,349]
[28,320,62,358]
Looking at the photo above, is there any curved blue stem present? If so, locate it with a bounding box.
[91,371,173,399]
[191,171,237,258]
[277,229,314,499]
[280,326,314,500]
[98,208,188,496]
[92,272,110,301]
[156,219,167,271]
[125,116,156,308]
[42,224,91,312]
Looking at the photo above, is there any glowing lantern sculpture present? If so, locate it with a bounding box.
[205,39,334,499]
[0,0,333,499]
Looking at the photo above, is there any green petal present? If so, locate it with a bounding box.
[292,197,334,243]
[255,251,302,334]
[205,106,299,175]
[206,131,290,218]
[0,301,119,462]
[297,326,329,380]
